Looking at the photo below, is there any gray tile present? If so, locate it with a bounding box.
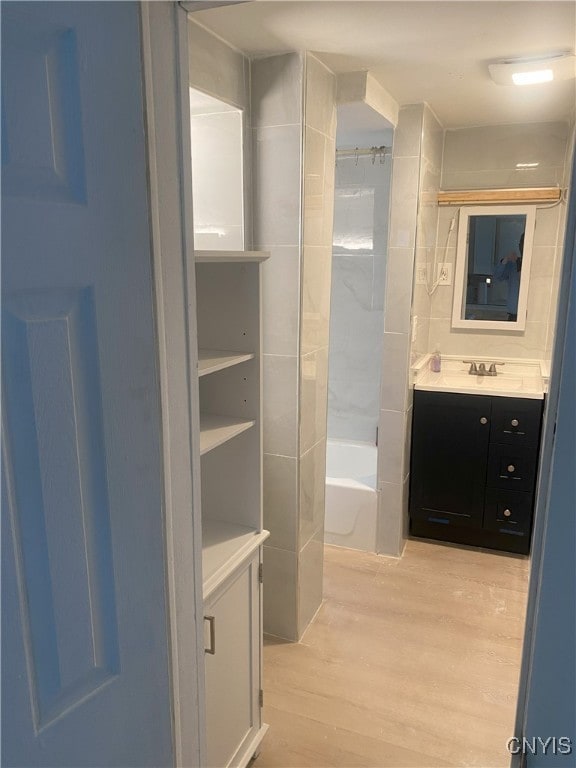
[261,245,301,356]
[253,125,302,247]
[299,439,327,549]
[392,104,423,158]
[264,453,298,552]
[251,53,303,128]
[188,20,248,109]
[263,545,298,640]
[263,354,298,457]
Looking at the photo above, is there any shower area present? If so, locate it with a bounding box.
[325,127,393,552]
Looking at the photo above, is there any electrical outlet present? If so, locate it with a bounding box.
[415,265,427,285]
[436,263,453,285]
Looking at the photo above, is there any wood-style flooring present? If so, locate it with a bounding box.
[257,539,530,768]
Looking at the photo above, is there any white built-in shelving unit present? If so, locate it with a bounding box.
[195,249,270,768]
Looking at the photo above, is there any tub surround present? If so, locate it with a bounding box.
[325,440,377,552]
[328,153,391,444]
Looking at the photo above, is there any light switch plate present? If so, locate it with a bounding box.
[415,265,427,285]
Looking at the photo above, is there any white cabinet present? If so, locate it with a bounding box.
[204,552,266,768]
[195,250,270,767]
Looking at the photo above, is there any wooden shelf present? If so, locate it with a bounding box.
[195,249,270,263]
[438,187,562,206]
[198,349,254,377]
[199,413,255,455]
[202,518,269,597]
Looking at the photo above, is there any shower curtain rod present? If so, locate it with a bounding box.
[335,145,392,159]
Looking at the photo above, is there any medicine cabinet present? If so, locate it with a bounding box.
[451,205,536,331]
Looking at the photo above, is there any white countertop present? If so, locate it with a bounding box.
[412,356,546,399]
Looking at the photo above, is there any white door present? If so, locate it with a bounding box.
[1,3,174,765]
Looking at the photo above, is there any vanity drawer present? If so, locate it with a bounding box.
[490,397,543,446]
[484,489,533,538]
[487,444,539,492]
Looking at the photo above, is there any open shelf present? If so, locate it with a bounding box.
[195,249,270,263]
[199,413,255,455]
[198,349,254,377]
[202,518,268,597]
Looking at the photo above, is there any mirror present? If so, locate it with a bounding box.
[452,205,536,331]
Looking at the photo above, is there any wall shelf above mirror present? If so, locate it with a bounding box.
[438,187,562,206]
[452,204,536,331]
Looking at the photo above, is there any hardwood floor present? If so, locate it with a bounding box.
[257,539,530,768]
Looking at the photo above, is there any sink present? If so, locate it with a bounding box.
[414,359,544,399]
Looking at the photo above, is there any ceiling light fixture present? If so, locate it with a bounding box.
[512,69,553,86]
[489,52,576,86]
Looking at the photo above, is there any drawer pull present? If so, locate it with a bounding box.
[507,464,516,473]
[204,615,216,655]
[503,509,512,517]
[480,417,488,425]
[511,419,519,427]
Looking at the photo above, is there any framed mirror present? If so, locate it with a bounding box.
[451,204,536,331]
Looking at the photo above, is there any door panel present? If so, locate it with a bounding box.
[204,555,260,768]
[1,3,173,766]
[410,391,491,526]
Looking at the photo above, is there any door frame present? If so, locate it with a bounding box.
[511,138,576,764]
[141,5,206,766]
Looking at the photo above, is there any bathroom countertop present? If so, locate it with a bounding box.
[412,356,546,399]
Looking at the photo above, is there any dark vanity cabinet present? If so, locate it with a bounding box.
[409,390,543,554]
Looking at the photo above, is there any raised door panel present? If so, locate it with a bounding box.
[410,391,491,527]
[1,4,173,766]
[204,554,261,768]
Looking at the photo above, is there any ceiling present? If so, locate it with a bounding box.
[191,1,576,128]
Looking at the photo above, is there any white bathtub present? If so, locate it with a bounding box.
[324,439,378,552]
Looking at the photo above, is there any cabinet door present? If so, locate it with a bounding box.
[204,552,261,768]
[410,391,492,527]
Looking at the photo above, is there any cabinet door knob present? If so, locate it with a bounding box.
[503,509,512,517]
[507,464,516,473]
[480,417,488,425]
[511,418,519,427]
[204,615,216,655]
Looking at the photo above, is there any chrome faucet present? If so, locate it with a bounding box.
[463,361,505,376]
[463,360,478,374]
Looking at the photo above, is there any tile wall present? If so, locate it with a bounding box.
[252,52,303,640]
[298,54,336,636]
[428,122,571,360]
[328,154,391,444]
[376,105,422,556]
[253,52,336,640]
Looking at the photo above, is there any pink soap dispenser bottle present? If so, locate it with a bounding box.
[430,347,441,373]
